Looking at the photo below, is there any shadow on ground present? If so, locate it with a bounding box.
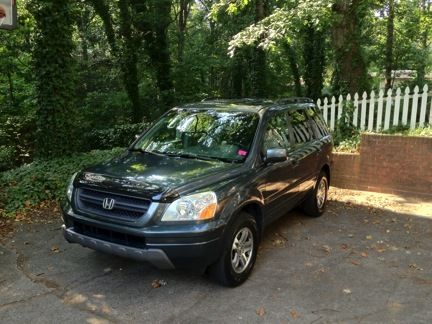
[1,192,432,323]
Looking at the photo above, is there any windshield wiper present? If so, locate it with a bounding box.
[202,156,243,163]
[128,148,163,156]
[148,150,242,164]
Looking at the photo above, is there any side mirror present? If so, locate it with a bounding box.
[265,148,287,164]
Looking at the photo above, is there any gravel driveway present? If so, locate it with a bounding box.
[1,188,431,323]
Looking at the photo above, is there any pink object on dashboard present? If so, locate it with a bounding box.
[237,149,248,157]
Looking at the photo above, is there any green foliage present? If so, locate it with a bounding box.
[227,1,333,55]
[83,123,149,151]
[79,91,132,130]
[28,0,79,158]
[0,148,124,216]
[333,101,360,146]
[379,125,432,137]
[0,115,36,171]
[333,134,361,153]
[0,146,16,172]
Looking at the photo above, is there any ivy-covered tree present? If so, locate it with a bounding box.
[28,0,78,158]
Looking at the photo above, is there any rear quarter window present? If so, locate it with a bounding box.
[287,110,313,145]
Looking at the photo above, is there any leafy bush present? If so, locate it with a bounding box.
[83,123,149,151]
[79,91,133,130]
[332,101,360,147]
[0,148,124,216]
[0,146,16,171]
[380,125,432,137]
[333,134,361,153]
[0,115,37,171]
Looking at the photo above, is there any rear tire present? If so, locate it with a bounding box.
[208,212,258,287]
[301,171,329,217]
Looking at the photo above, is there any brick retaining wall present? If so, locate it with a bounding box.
[332,134,432,197]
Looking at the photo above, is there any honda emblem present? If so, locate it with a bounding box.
[102,198,115,210]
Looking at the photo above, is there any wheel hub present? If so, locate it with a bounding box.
[231,227,254,274]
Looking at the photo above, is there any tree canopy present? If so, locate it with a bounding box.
[0,0,431,166]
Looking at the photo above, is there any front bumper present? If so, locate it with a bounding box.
[63,225,175,269]
[62,204,225,271]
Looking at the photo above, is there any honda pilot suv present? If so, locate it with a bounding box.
[62,98,332,286]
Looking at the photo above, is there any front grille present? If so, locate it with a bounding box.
[73,221,146,248]
[76,187,150,221]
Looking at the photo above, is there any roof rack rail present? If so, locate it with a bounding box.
[276,97,314,104]
[201,97,223,102]
[200,98,271,104]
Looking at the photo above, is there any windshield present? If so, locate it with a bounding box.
[133,109,259,163]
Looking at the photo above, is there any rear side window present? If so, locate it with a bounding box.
[287,110,313,145]
[305,107,329,138]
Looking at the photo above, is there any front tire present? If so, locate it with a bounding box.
[302,171,329,217]
[208,212,258,287]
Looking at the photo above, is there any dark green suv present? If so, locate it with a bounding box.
[62,98,332,286]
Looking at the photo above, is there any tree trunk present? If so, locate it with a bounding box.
[76,6,90,98]
[176,0,192,63]
[282,42,302,96]
[89,0,143,121]
[87,0,117,53]
[251,0,267,98]
[384,0,395,92]
[152,0,174,109]
[6,71,16,108]
[303,25,325,100]
[331,0,369,95]
[29,0,78,158]
[118,0,142,123]
[416,0,430,86]
[132,0,174,112]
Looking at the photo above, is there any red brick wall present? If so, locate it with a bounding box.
[332,134,432,197]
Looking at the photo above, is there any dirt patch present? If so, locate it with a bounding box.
[0,217,14,241]
[14,200,61,224]
[329,187,432,218]
[0,201,61,241]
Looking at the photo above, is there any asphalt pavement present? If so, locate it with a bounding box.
[1,189,431,323]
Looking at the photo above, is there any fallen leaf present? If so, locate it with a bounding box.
[351,260,360,266]
[366,235,373,240]
[152,280,161,288]
[340,243,349,250]
[361,252,368,258]
[256,306,266,317]
[409,264,424,271]
[51,245,60,253]
[343,288,352,294]
[322,245,331,253]
[272,238,285,247]
[151,279,167,288]
[290,310,299,319]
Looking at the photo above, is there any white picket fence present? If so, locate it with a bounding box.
[316,85,432,131]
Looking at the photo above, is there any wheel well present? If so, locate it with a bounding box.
[321,164,331,185]
[242,203,264,240]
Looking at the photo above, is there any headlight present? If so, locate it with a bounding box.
[66,172,78,202]
[161,191,217,222]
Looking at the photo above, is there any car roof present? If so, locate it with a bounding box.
[177,98,317,113]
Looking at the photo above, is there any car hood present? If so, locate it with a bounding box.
[76,151,242,200]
